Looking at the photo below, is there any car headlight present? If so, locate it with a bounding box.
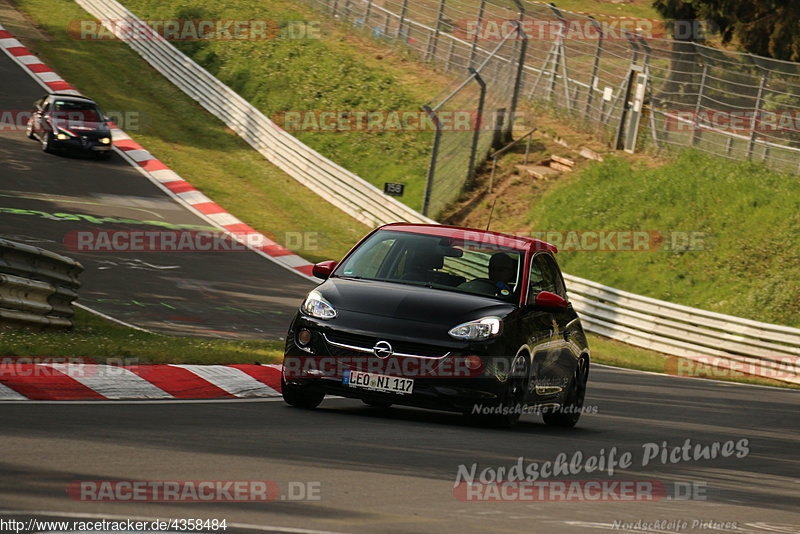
[100,137,111,144]
[301,290,336,319]
[448,316,502,341]
[56,133,68,140]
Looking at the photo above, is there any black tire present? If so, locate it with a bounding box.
[41,132,55,153]
[466,353,529,428]
[281,376,325,409]
[362,400,392,408]
[542,358,588,428]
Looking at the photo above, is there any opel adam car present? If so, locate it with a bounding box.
[26,94,113,157]
[282,224,590,427]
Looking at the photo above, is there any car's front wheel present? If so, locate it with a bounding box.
[41,132,55,153]
[467,353,529,428]
[542,358,588,428]
[281,376,325,409]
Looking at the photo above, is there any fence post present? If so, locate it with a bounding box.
[398,0,409,41]
[548,4,571,113]
[343,0,351,20]
[422,104,443,217]
[747,72,768,160]
[365,0,374,25]
[332,0,339,17]
[585,17,603,120]
[467,68,487,181]
[469,0,486,68]
[447,39,456,70]
[691,64,708,146]
[427,0,447,62]
[505,17,528,142]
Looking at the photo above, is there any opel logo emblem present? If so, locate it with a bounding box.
[373,340,393,359]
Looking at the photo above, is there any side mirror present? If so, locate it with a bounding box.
[312,260,337,280]
[533,290,568,309]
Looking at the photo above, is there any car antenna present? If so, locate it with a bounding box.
[485,198,497,231]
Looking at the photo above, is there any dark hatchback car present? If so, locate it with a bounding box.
[26,94,113,157]
[282,224,590,427]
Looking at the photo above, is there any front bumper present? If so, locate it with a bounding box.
[282,315,512,413]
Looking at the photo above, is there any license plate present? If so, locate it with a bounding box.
[343,370,414,395]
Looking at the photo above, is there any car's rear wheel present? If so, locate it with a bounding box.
[542,358,588,428]
[281,376,325,409]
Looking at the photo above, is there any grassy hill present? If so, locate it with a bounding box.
[526,151,800,327]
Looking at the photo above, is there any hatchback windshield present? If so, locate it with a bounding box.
[335,229,525,303]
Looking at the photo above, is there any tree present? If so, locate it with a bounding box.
[653,0,800,62]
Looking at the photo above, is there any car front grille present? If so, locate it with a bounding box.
[323,331,450,359]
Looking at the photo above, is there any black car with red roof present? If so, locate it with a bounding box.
[281,223,590,427]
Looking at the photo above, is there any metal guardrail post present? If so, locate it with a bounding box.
[422,104,443,217]
[585,17,603,120]
[467,67,486,182]
[747,72,768,160]
[398,0,409,41]
[364,0,374,25]
[691,64,708,146]
[468,0,486,68]
[548,4,571,113]
[427,0,446,62]
[504,4,527,142]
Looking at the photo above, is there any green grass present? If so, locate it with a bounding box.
[527,150,800,327]
[11,0,369,265]
[0,310,283,364]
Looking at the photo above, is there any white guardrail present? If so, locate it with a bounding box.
[0,238,84,329]
[74,0,800,385]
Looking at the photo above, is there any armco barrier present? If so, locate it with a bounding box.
[0,238,84,329]
[61,1,800,385]
[75,0,435,228]
[564,274,800,386]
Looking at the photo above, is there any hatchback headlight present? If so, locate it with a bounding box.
[100,137,111,144]
[448,316,502,341]
[301,290,336,319]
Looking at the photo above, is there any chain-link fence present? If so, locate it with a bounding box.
[307,0,800,215]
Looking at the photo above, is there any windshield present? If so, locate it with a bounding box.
[51,100,105,125]
[335,229,525,303]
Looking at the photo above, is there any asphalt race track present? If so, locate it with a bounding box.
[1,366,799,533]
[0,49,313,338]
